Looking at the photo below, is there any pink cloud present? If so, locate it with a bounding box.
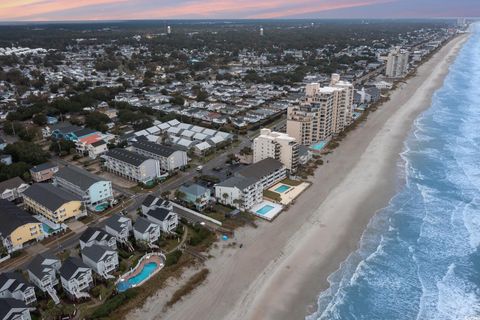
[0,0,398,21]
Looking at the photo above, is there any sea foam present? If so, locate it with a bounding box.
[309,24,480,320]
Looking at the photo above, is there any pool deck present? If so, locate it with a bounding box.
[117,253,165,290]
[269,182,310,205]
[251,201,283,221]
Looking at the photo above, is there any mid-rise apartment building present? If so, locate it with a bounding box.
[215,158,287,211]
[102,149,160,184]
[130,141,188,173]
[22,184,86,225]
[253,129,299,172]
[54,166,114,211]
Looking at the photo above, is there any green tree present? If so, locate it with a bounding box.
[4,141,49,165]
[32,113,48,126]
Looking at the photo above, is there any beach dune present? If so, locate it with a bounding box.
[128,34,468,320]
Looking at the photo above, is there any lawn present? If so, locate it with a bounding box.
[280,178,303,186]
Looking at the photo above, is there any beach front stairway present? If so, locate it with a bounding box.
[101,271,115,280]
[117,239,135,252]
[46,286,60,305]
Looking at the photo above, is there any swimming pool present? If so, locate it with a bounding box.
[42,223,54,235]
[256,205,275,215]
[116,262,158,292]
[274,185,291,193]
[94,203,109,212]
[310,141,327,151]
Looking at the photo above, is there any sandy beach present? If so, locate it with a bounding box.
[127,33,468,320]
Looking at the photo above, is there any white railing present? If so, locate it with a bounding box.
[46,286,60,305]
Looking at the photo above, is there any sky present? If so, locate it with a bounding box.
[0,0,477,21]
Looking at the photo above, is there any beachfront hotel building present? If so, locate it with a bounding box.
[287,74,354,146]
[53,166,114,212]
[215,158,287,210]
[253,128,299,172]
[22,183,86,225]
[386,47,410,78]
[102,148,160,184]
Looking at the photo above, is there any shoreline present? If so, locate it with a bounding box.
[127,34,468,320]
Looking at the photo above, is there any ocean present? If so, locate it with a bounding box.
[308,25,480,320]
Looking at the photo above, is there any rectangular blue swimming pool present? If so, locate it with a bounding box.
[256,205,274,215]
[275,185,291,193]
[310,141,327,151]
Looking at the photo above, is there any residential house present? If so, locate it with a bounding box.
[141,195,173,215]
[81,244,119,279]
[0,178,29,202]
[75,133,109,159]
[103,214,132,243]
[0,272,37,305]
[29,163,59,183]
[133,217,161,245]
[44,123,81,139]
[79,227,117,250]
[59,257,93,300]
[144,207,178,233]
[53,166,114,211]
[26,254,61,304]
[0,298,32,320]
[22,184,86,225]
[102,149,160,184]
[0,200,44,254]
[131,141,188,173]
[178,183,211,211]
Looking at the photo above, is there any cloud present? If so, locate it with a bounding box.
[0,0,475,21]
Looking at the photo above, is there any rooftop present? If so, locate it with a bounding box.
[55,165,106,191]
[131,140,181,157]
[22,183,80,212]
[104,148,150,166]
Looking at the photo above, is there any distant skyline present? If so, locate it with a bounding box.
[0,0,478,22]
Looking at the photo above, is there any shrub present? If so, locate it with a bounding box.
[165,250,183,267]
[90,290,138,319]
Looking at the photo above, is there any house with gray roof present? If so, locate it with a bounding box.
[79,227,117,250]
[53,165,114,211]
[133,217,161,245]
[29,162,59,183]
[81,244,118,279]
[144,207,178,233]
[178,183,211,211]
[141,195,173,215]
[103,214,132,243]
[0,177,29,202]
[102,149,160,184]
[0,272,37,305]
[0,298,32,320]
[26,254,61,304]
[59,257,93,300]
